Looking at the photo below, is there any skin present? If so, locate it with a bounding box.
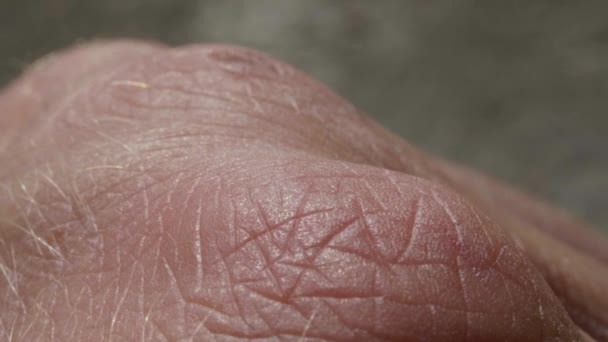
[0,40,606,341]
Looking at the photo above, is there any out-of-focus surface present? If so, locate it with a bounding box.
[1,0,606,230]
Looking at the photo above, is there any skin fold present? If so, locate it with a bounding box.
[0,40,606,341]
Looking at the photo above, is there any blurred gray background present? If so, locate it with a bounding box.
[1,1,606,230]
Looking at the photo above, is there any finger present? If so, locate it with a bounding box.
[0,41,583,340]
[0,41,601,340]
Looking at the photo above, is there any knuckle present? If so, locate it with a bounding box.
[0,154,572,340]
[157,159,544,340]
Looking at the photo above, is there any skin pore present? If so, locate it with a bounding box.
[0,41,606,341]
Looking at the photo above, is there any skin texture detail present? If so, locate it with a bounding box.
[0,151,574,341]
[0,41,604,341]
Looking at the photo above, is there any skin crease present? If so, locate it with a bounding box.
[0,41,606,341]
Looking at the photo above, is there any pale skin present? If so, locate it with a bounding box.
[0,40,606,341]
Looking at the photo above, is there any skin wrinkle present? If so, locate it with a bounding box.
[264,165,540,336]
[211,162,444,340]
[0,43,596,340]
[430,191,470,340]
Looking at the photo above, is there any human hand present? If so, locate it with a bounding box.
[0,41,606,341]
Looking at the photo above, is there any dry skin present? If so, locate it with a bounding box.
[0,41,606,341]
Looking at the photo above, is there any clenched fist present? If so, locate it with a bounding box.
[1,41,606,341]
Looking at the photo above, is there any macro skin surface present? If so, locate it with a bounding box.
[0,41,604,341]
